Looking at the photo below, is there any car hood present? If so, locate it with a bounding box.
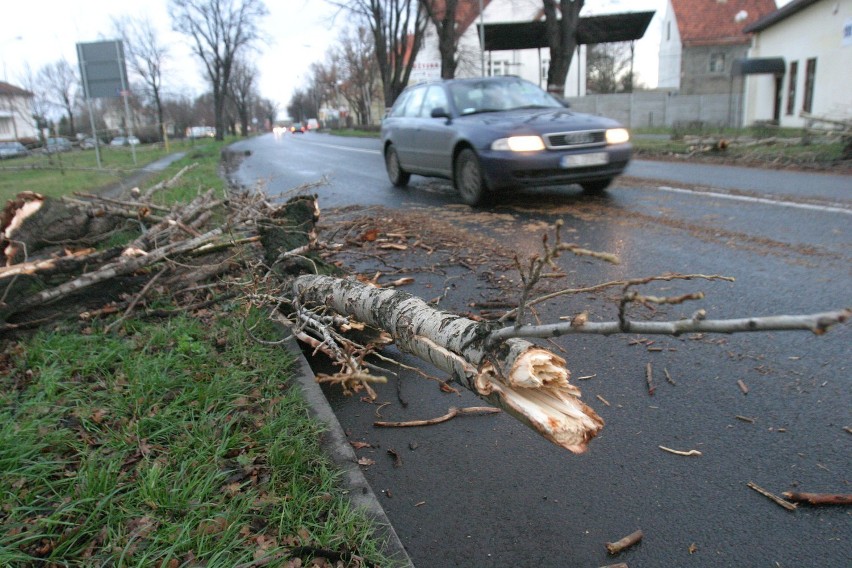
[459,108,621,133]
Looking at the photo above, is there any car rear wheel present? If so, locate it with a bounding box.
[454,148,487,206]
[385,145,410,187]
[580,179,613,194]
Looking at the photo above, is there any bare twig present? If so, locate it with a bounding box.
[747,482,797,511]
[659,446,702,457]
[782,492,852,506]
[374,406,501,428]
[606,529,643,555]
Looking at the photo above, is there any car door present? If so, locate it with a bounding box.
[415,84,456,176]
[386,86,427,171]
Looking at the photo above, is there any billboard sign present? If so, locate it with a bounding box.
[76,40,129,99]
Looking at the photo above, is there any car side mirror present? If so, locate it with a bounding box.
[431,107,451,120]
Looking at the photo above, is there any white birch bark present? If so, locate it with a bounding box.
[293,274,604,453]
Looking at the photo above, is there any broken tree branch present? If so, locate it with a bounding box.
[487,309,851,344]
[292,274,604,453]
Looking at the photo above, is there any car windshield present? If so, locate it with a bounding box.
[448,79,563,115]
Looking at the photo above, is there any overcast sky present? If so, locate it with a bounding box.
[1,0,791,117]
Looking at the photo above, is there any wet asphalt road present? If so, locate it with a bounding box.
[230,133,851,567]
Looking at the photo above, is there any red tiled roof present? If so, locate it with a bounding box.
[0,81,33,98]
[671,0,779,46]
[427,0,493,35]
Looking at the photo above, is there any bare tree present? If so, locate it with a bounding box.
[586,42,632,94]
[543,0,584,96]
[112,16,170,140]
[38,60,79,137]
[169,0,267,141]
[420,0,461,79]
[228,58,257,136]
[337,26,380,125]
[331,0,429,108]
[253,96,277,130]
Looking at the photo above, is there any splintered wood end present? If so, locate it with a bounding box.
[477,348,604,453]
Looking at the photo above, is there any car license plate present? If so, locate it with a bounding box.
[561,152,608,168]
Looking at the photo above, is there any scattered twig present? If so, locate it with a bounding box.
[737,379,749,395]
[747,482,797,511]
[663,368,676,385]
[606,529,643,555]
[596,394,610,407]
[735,415,756,423]
[104,266,168,333]
[374,406,501,428]
[659,446,702,457]
[782,492,852,506]
[645,362,655,396]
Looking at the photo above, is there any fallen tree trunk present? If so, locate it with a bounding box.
[292,274,604,453]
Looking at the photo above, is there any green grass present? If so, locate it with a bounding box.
[0,313,387,566]
[0,140,205,202]
[0,138,392,566]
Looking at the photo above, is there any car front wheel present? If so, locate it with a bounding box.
[454,148,487,206]
[385,145,410,187]
[580,178,613,193]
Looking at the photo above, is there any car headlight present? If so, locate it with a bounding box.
[491,136,545,152]
[606,128,630,145]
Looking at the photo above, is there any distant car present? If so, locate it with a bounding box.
[0,141,30,159]
[290,123,306,134]
[110,136,141,146]
[380,75,632,205]
[80,137,101,149]
[45,137,72,153]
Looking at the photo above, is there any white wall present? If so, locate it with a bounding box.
[0,95,38,141]
[745,0,852,127]
[656,0,682,90]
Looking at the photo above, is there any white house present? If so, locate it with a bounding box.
[742,0,852,127]
[0,81,38,142]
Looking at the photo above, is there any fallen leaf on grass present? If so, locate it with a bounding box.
[350,441,373,450]
[196,516,228,536]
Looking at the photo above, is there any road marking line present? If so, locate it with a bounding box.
[298,140,381,155]
[656,185,852,216]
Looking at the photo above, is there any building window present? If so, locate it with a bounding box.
[786,61,798,116]
[709,53,726,73]
[488,60,512,77]
[666,21,671,41]
[803,58,817,114]
[541,59,550,84]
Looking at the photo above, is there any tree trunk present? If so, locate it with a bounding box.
[293,274,604,453]
[544,0,584,96]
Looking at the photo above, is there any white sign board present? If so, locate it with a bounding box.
[409,61,441,84]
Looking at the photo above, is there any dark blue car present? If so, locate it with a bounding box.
[381,76,632,205]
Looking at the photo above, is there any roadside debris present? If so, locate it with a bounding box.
[373,406,501,428]
[659,446,702,457]
[606,529,644,555]
[747,482,797,511]
[782,492,852,506]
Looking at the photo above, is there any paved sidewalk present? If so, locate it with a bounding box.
[101,151,187,198]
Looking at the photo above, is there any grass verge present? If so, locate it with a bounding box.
[0,140,392,567]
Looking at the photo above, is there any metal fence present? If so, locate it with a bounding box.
[564,92,743,129]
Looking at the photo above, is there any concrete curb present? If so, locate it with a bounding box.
[284,337,414,568]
